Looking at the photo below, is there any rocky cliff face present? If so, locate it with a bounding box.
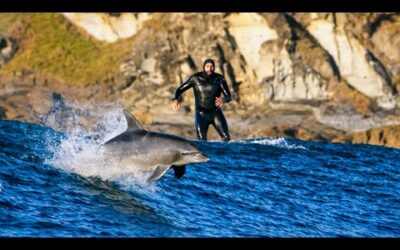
[2,13,400,148]
[62,13,150,43]
[0,35,18,69]
[112,13,400,108]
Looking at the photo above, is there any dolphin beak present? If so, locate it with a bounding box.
[195,153,209,163]
[182,150,210,163]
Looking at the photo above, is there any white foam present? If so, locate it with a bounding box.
[0,182,3,192]
[38,100,127,142]
[233,138,307,150]
[41,100,157,192]
[112,173,159,194]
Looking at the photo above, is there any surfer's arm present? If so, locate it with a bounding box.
[173,76,194,101]
[220,77,232,103]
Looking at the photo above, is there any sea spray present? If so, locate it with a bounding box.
[40,98,157,191]
[233,138,307,150]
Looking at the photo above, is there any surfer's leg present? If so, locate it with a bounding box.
[213,109,231,142]
[195,111,209,141]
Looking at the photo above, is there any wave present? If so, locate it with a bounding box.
[1,96,400,237]
[233,137,307,150]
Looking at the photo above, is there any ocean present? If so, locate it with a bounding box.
[0,107,399,237]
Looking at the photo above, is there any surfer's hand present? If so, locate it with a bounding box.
[172,99,180,111]
[215,97,225,107]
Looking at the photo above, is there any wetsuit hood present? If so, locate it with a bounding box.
[203,58,215,70]
[202,58,215,78]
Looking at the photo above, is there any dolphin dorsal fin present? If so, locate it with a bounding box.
[123,109,146,132]
[102,109,146,145]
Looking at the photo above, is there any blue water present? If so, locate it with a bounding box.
[0,119,399,237]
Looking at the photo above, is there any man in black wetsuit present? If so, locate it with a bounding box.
[172,58,232,142]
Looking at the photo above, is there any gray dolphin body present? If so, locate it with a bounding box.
[102,110,209,182]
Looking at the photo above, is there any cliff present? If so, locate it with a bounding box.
[1,13,400,148]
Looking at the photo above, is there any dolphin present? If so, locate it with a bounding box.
[101,110,209,182]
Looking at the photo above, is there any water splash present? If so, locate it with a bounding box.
[37,94,127,143]
[39,96,157,191]
[113,174,159,195]
[234,138,307,149]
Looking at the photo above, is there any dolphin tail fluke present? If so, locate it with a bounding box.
[172,165,186,179]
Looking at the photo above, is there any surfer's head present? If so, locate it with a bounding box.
[203,58,215,75]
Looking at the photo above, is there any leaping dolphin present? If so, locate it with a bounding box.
[102,110,209,182]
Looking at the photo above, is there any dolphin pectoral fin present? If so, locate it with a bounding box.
[172,165,186,179]
[147,165,170,182]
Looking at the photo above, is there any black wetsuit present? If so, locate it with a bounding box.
[173,72,232,141]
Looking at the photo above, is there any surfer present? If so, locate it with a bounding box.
[172,58,232,142]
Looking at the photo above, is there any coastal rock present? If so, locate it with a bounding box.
[306,15,396,109]
[0,106,5,119]
[62,13,151,43]
[2,13,400,149]
[352,125,400,148]
[0,35,18,68]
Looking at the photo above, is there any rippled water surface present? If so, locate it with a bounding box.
[0,115,399,237]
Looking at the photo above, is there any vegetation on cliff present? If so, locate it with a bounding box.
[0,13,132,85]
